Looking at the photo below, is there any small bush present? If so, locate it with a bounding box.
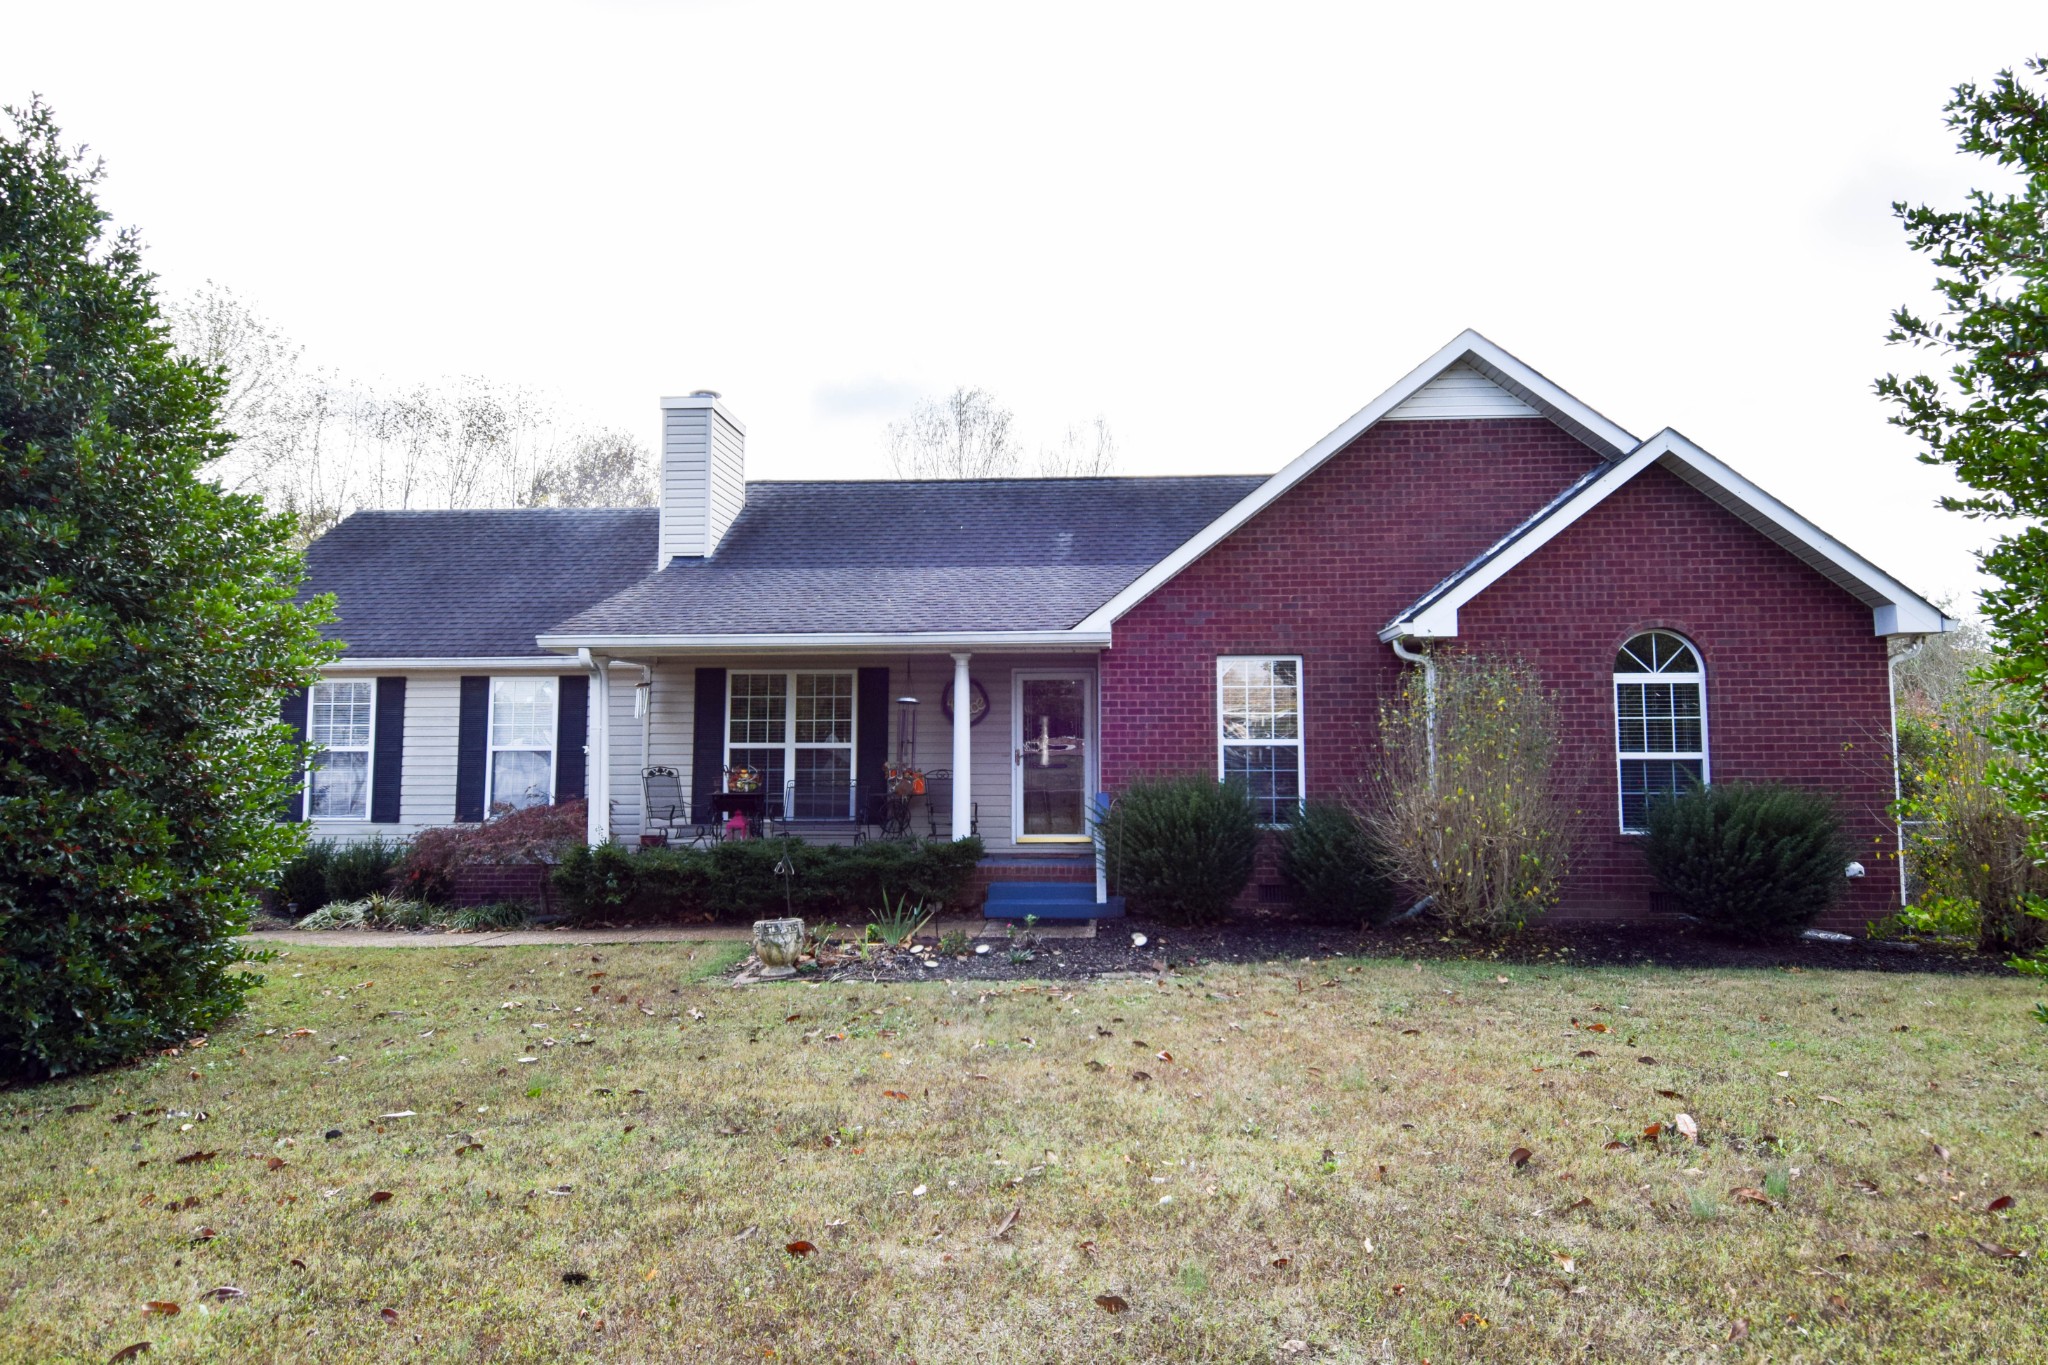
[296,898,369,931]
[325,836,402,903]
[396,800,587,904]
[1643,782,1846,939]
[273,842,334,917]
[1096,777,1259,925]
[1279,802,1397,926]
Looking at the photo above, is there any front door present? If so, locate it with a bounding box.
[1012,671,1094,841]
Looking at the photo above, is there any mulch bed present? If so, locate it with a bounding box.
[777,909,2016,985]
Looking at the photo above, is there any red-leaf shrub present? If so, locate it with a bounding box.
[395,801,588,905]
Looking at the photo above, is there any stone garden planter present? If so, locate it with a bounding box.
[752,918,805,979]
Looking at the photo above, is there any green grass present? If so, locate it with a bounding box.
[1,945,2043,1362]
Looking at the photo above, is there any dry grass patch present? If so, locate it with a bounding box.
[1,945,2043,1362]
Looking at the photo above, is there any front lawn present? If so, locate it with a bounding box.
[1,945,2042,1363]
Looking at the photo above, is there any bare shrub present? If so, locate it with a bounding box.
[1353,653,1578,936]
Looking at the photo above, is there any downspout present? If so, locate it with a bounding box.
[576,649,610,847]
[1389,635,1437,785]
[1386,633,1438,923]
[1887,636,1930,908]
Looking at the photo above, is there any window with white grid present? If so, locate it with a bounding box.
[727,672,856,819]
[487,677,557,813]
[1615,631,1707,833]
[306,680,374,820]
[1218,656,1304,825]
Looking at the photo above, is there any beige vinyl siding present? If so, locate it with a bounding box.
[658,407,712,562]
[1384,361,1540,421]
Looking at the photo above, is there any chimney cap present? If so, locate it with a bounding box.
[690,389,721,399]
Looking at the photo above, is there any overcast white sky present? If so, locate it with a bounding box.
[5,2,2039,609]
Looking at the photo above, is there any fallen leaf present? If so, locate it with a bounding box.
[1131,1071,1152,1082]
[378,1111,416,1120]
[1271,1256,1291,1268]
[289,1258,307,1270]
[1731,1186,1779,1210]
[1988,1195,2016,1213]
[1575,1049,1599,1058]
[174,1151,217,1165]
[1093,1294,1130,1314]
[1551,1252,1576,1273]
[785,1241,816,1258]
[1560,1196,1595,1213]
[1675,1113,1699,1143]
[1973,1239,2026,1260]
[1729,1320,1749,1342]
[368,1190,394,1204]
[990,1206,1020,1241]
[202,1286,246,1301]
[191,1227,217,1243]
[108,1345,151,1363]
[1853,1179,1880,1195]
[143,1301,180,1317]
[1931,1142,1952,1162]
[881,1090,909,1101]
[1156,1051,1173,1063]
[380,1307,400,1323]
[1655,1089,1684,1099]
[265,1156,286,1171]
[1641,1123,1664,1140]
[1509,1146,1533,1168]
[455,1143,483,1156]
[1602,1140,1628,1151]
[1638,1056,1657,1065]
[1818,1095,1845,1106]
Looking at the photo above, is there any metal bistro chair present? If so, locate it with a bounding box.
[920,768,979,840]
[641,765,715,849]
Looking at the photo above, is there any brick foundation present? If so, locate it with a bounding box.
[446,863,552,910]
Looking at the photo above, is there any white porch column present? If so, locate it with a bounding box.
[950,651,973,841]
[583,651,612,847]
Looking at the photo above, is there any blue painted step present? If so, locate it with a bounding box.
[983,881,1124,921]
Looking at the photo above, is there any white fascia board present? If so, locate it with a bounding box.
[1075,329,1640,633]
[1380,428,1957,641]
[532,629,1112,654]
[322,656,575,673]
[659,392,747,436]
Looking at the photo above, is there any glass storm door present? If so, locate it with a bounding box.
[1013,672,1093,841]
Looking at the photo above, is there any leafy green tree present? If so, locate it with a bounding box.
[1877,57,2048,832]
[0,100,335,1078]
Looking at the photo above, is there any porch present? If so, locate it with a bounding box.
[579,648,1117,917]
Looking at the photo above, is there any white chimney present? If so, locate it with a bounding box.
[658,390,747,563]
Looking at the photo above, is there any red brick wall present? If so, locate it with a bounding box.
[1099,418,1900,930]
[448,863,550,909]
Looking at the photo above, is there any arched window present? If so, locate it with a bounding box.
[1614,631,1706,833]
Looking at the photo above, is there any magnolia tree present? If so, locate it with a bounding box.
[0,102,335,1078]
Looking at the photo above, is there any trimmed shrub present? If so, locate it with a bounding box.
[325,836,402,903]
[274,843,335,918]
[1643,782,1846,939]
[444,901,532,932]
[395,800,587,904]
[1279,802,1398,926]
[553,836,985,925]
[1096,777,1259,925]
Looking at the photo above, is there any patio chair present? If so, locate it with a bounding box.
[642,766,713,848]
[921,769,978,840]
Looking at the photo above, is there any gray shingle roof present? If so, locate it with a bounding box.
[302,508,658,657]
[548,477,1267,638]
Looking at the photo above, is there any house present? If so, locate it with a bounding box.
[292,331,1956,929]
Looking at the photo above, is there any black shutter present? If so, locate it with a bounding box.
[370,677,406,823]
[691,667,727,816]
[456,675,489,823]
[556,674,589,802]
[280,687,309,822]
[856,667,889,823]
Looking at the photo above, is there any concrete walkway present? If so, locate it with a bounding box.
[244,917,1096,950]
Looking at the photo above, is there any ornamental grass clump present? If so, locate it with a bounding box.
[1642,781,1846,940]
[1096,776,1259,925]
[1355,653,1577,937]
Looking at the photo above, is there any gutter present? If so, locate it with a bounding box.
[1388,635,1438,785]
[1887,636,1932,908]
[535,629,1113,654]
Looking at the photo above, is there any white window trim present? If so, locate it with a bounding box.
[485,676,560,814]
[306,679,375,822]
[724,670,859,821]
[1614,633,1710,835]
[1216,655,1306,827]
